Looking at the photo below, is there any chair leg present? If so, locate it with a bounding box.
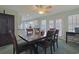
[52,42,55,52]
[50,45,53,54]
[33,44,38,54]
[56,39,58,48]
[13,48,18,54]
[30,49,33,54]
[13,47,15,54]
[35,44,38,54]
[36,44,38,53]
[44,48,46,54]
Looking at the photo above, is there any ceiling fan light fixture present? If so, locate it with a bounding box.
[38,11,45,14]
[33,5,52,14]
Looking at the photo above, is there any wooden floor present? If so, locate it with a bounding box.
[0,39,79,54]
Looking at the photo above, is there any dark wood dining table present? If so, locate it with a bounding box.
[18,31,47,53]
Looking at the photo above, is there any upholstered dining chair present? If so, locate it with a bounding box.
[26,29,33,36]
[37,31,53,54]
[9,30,34,54]
[34,28,40,34]
[41,30,45,36]
[49,29,59,52]
[54,29,59,48]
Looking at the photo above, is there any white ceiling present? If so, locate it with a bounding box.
[0,5,79,20]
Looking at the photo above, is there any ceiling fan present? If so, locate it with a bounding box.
[33,5,52,14]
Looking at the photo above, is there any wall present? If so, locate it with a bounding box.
[0,7,22,40]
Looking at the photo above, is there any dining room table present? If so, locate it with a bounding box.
[18,30,47,54]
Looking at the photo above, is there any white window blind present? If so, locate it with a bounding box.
[49,20,54,28]
[41,20,46,31]
[48,19,62,36]
[68,14,79,32]
[19,20,38,30]
[55,19,62,36]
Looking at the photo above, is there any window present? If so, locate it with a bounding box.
[49,20,54,28]
[40,20,46,31]
[68,14,79,32]
[33,20,38,28]
[55,19,62,36]
[48,19,62,36]
[19,20,38,30]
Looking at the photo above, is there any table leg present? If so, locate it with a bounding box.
[33,44,38,54]
[66,33,67,43]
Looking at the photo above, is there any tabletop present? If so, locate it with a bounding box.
[18,30,46,42]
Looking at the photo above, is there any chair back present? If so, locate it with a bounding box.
[9,30,18,53]
[41,30,45,36]
[54,29,59,40]
[46,31,53,41]
[34,28,40,34]
[55,30,59,36]
[26,29,33,36]
[49,28,56,31]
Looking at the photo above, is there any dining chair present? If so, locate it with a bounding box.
[49,29,59,52]
[41,30,45,36]
[9,30,34,54]
[26,29,33,36]
[54,29,59,48]
[49,28,56,31]
[34,28,40,34]
[37,31,53,54]
[50,30,56,52]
